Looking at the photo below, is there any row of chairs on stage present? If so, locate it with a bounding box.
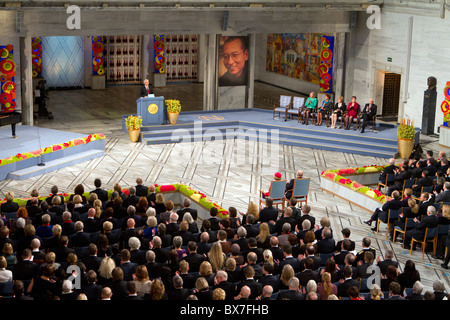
[272,95,376,132]
[375,205,450,260]
[258,177,310,211]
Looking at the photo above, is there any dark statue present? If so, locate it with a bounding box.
[422,76,437,135]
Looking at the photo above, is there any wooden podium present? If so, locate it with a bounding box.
[136,96,165,126]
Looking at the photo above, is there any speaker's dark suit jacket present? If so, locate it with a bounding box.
[139,84,153,97]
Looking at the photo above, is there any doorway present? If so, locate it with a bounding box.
[382,72,401,116]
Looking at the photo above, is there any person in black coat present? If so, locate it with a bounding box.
[412,170,434,197]
[81,270,103,300]
[378,158,398,184]
[337,265,360,298]
[121,187,140,209]
[139,79,153,97]
[135,177,149,197]
[235,265,263,300]
[297,257,320,287]
[167,275,191,300]
[177,198,198,222]
[364,190,403,230]
[69,221,91,248]
[434,181,450,203]
[0,192,19,214]
[118,249,138,282]
[274,207,296,235]
[258,198,279,222]
[110,267,129,300]
[90,178,109,203]
[12,249,39,281]
[360,99,377,133]
[404,206,439,249]
[258,262,281,293]
[213,270,236,301]
[181,241,206,273]
[316,228,335,254]
[83,244,103,272]
[387,165,412,196]
[277,277,305,300]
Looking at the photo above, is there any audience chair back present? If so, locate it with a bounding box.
[290,178,310,207]
[393,217,415,248]
[259,180,287,210]
[410,226,438,259]
[376,208,401,238]
[377,174,395,195]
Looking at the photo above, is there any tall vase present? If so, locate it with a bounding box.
[128,129,140,142]
[168,112,179,125]
[397,138,414,159]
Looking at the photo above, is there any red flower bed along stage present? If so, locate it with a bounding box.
[321,163,398,204]
[0,133,105,167]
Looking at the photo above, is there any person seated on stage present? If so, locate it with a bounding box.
[360,99,377,133]
[285,169,303,200]
[301,92,318,125]
[412,170,433,197]
[316,94,333,126]
[401,188,413,207]
[139,79,153,97]
[263,172,283,198]
[387,165,411,197]
[403,205,439,250]
[363,190,402,231]
[330,96,346,129]
[438,158,449,176]
[425,157,438,177]
[343,96,360,130]
[433,181,450,203]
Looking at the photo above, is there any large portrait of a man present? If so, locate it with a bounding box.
[218,36,249,86]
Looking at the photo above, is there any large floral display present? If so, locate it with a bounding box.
[0,133,105,167]
[0,44,17,113]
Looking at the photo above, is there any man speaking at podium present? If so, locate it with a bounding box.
[139,79,153,97]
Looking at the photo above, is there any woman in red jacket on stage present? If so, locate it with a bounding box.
[343,96,360,130]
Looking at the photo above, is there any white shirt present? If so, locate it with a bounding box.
[0,268,13,283]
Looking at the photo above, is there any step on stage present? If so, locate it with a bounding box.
[0,126,105,181]
[123,108,419,159]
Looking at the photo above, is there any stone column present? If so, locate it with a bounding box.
[20,36,33,126]
[246,33,256,108]
[203,33,217,111]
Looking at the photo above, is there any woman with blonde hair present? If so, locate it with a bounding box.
[330,96,346,129]
[391,197,420,241]
[208,241,225,273]
[133,265,152,296]
[97,256,116,286]
[154,193,166,215]
[0,191,19,214]
[317,272,338,300]
[256,222,271,249]
[279,264,295,290]
[1,242,17,268]
[145,278,167,300]
[370,283,382,300]
[242,201,259,223]
[199,261,215,286]
[263,249,274,265]
[93,199,103,219]
[194,277,213,300]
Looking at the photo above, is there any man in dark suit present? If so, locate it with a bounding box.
[269,236,285,262]
[296,205,315,230]
[135,177,149,197]
[387,164,412,196]
[334,239,352,266]
[360,99,377,133]
[50,236,75,263]
[69,221,91,248]
[144,250,162,279]
[90,178,109,203]
[26,198,43,221]
[337,265,360,298]
[61,212,76,236]
[355,237,377,263]
[12,249,39,280]
[81,270,103,300]
[297,257,320,287]
[181,241,206,272]
[118,249,138,282]
[165,212,180,236]
[277,277,305,300]
[317,228,335,254]
[0,192,19,213]
[274,207,296,235]
[278,245,301,274]
[197,232,213,255]
[425,158,438,177]
[121,187,140,208]
[83,208,102,233]
[334,228,355,252]
[213,270,236,301]
[120,218,139,249]
[378,158,398,184]
[177,198,198,222]
[434,181,450,203]
[207,207,221,231]
[364,190,403,230]
[45,185,65,207]
[146,185,157,207]
[418,192,434,216]
[376,249,399,276]
[242,238,264,264]
[388,281,406,300]
[150,236,169,264]
[139,79,153,97]
[83,244,102,272]
[258,197,279,223]
[243,215,260,239]
[404,205,439,249]
[167,275,190,300]
[126,281,143,300]
[412,170,433,197]
[285,170,303,200]
[258,262,280,292]
[235,265,262,300]
[129,237,147,266]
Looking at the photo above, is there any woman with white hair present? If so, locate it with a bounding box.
[97,256,116,286]
[182,212,198,233]
[143,216,158,239]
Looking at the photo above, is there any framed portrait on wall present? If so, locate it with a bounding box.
[218,35,249,86]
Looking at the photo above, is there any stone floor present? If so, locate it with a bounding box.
[1,80,449,294]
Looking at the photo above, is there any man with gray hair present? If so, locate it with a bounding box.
[60,279,77,301]
[376,249,398,276]
[213,270,235,300]
[275,206,295,235]
[69,221,90,248]
[135,177,148,197]
[145,250,162,279]
[277,277,305,300]
[122,186,139,208]
[261,285,274,300]
[235,285,251,300]
[61,211,76,236]
[434,181,450,203]
[167,275,190,300]
[432,279,449,300]
[404,205,439,250]
[149,236,169,264]
[166,212,180,235]
[378,158,397,184]
[406,280,424,300]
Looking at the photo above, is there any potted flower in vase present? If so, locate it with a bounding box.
[397,118,415,159]
[165,99,181,125]
[125,115,142,142]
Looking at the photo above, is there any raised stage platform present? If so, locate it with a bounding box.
[123,108,420,159]
[0,126,105,181]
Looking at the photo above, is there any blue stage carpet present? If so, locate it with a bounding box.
[123,108,419,159]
